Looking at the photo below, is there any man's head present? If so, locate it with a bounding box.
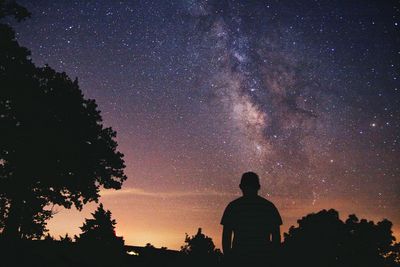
[239,172,260,196]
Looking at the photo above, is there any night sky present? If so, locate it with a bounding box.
[10,0,400,249]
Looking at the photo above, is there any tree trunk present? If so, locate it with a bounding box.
[3,197,22,239]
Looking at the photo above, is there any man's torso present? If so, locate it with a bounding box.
[221,196,282,253]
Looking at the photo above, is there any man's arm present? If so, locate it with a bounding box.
[222,225,233,255]
[271,225,281,246]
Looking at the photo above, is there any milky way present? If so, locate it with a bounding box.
[184,1,400,203]
[186,1,329,197]
[9,0,400,248]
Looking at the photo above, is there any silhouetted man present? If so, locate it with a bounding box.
[221,172,282,265]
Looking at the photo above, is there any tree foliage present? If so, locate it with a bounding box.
[181,228,221,266]
[283,209,400,267]
[76,203,124,246]
[76,203,125,258]
[0,1,126,239]
[0,0,30,21]
[59,233,72,243]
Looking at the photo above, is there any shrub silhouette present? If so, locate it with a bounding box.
[181,228,221,266]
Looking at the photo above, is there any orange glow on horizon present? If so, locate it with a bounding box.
[47,188,400,250]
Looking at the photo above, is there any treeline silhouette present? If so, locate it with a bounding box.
[0,1,399,267]
[1,206,399,267]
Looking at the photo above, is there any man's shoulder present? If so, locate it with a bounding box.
[257,195,274,203]
[226,196,279,209]
[227,196,244,207]
[256,196,278,208]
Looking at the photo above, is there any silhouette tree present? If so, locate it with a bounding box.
[141,242,157,258]
[344,214,399,267]
[145,243,156,249]
[0,1,127,239]
[59,233,72,243]
[43,233,55,242]
[385,242,400,267]
[18,198,52,239]
[181,228,221,266]
[282,209,400,267]
[0,0,30,21]
[76,203,124,249]
[74,204,125,266]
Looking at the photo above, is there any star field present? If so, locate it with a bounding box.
[9,0,400,248]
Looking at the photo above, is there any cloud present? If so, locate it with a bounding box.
[100,187,237,199]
